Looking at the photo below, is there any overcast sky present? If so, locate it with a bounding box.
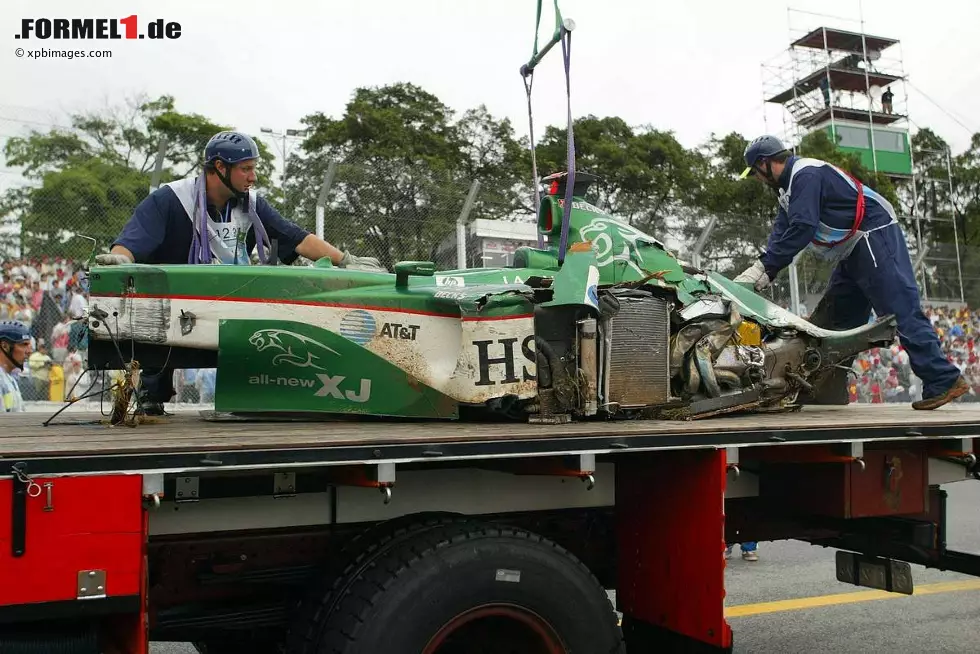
[2,0,978,193]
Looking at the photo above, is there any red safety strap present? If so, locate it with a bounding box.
[812,169,866,248]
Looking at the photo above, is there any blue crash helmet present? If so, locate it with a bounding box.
[0,320,31,344]
[204,131,260,166]
[740,135,789,179]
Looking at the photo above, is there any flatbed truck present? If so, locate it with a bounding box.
[2,404,980,653]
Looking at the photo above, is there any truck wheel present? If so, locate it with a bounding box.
[308,520,624,654]
[287,511,468,654]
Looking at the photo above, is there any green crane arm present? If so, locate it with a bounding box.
[521,0,569,76]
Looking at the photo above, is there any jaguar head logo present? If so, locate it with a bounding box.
[248,329,340,371]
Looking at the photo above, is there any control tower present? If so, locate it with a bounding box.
[761,13,965,305]
[762,24,911,178]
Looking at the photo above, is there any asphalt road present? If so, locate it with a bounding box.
[724,478,980,653]
[151,480,980,654]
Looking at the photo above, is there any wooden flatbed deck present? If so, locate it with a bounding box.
[3,405,980,475]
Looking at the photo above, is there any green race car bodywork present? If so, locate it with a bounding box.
[87,174,896,421]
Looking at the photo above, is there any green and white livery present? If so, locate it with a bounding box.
[87,173,897,421]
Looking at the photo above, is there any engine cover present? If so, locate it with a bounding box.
[603,291,671,408]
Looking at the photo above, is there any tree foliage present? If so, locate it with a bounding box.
[2,82,977,308]
[1,95,275,260]
[902,129,980,304]
[278,82,530,268]
[682,131,779,273]
[534,116,703,238]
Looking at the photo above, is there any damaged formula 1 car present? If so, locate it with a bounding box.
[86,172,897,422]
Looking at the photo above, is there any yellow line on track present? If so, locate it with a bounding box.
[725,579,980,618]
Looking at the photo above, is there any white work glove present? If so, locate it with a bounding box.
[733,260,771,292]
[94,253,134,266]
[339,250,385,272]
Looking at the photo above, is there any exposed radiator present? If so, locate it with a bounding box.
[602,292,671,408]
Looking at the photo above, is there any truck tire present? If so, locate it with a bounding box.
[305,520,624,654]
[287,511,468,654]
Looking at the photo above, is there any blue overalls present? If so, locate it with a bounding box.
[761,157,961,399]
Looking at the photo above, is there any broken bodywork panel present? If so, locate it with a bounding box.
[86,173,896,422]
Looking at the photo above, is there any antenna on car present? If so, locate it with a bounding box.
[73,234,99,268]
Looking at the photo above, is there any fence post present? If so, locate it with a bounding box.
[456,180,481,270]
[913,244,930,275]
[788,254,802,316]
[689,215,717,269]
[944,145,966,303]
[149,137,168,192]
[315,161,338,241]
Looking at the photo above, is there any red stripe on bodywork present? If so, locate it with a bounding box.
[94,293,533,322]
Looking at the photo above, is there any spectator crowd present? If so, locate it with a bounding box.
[1,256,214,406]
[848,305,980,404]
[1,256,977,408]
[2,256,91,402]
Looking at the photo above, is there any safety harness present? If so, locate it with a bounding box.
[811,169,867,249]
[182,173,272,265]
[521,0,576,263]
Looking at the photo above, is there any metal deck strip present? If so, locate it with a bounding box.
[2,406,979,476]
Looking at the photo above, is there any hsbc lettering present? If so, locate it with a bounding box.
[472,335,536,386]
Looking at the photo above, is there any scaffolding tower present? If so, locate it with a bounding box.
[760,8,964,305]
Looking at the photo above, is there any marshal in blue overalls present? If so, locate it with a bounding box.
[98,131,385,414]
[734,135,967,410]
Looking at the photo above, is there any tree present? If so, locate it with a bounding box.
[279,82,530,269]
[533,116,703,239]
[0,95,274,260]
[454,105,532,220]
[952,133,980,246]
[684,131,778,275]
[951,133,980,305]
[901,129,980,304]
